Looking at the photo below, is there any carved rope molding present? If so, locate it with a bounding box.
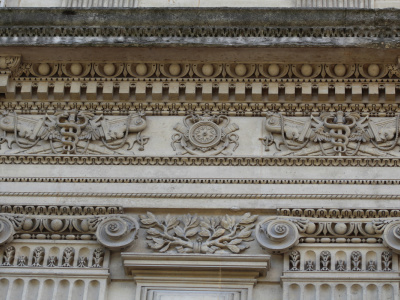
[256,216,400,254]
[0,212,139,251]
[1,192,400,199]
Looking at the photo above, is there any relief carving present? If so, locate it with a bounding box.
[172,113,239,155]
[96,216,139,251]
[257,216,400,254]
[140,212,257,254]
[0,110,148,155]
[0,55,21,75]
[261,111,400,157]
[0,212,138,251]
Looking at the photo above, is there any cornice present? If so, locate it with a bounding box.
[0,155,399,167]
[0,8,400,48]
[0,177,398,185]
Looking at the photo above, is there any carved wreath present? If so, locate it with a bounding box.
[171,113,239,155]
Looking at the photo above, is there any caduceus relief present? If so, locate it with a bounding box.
[260,111,383,157]
[0,110,149,155]
[56,110,90,154]
[317,111,363,156]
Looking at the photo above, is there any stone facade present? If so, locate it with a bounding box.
[0,6,400,300]
[2,0,400,8]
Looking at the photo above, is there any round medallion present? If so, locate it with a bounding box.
[189,121,221,148]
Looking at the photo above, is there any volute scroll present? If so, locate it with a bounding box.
[256,217,299,254]
[383,221,400,254]
[96,216,139,251]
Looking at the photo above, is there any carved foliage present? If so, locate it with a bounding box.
[92,248,104,268]
[2,246,15,266]
[382,251,392,271]
[0,55,21,75]
[262,111,400,157]
[32,247,45,267]
[62,247,75,267]
[140,212,257,254]
[336,259,346,271]
[320,251,331,271]
[351,251,362,271]
[0,110,148,155]
[172,114,239,155]
[289,250,300,271]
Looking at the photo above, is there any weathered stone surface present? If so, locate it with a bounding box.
[0,8,400,48]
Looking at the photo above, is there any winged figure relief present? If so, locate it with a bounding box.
[261,112,400,157]
[0,110,149,155]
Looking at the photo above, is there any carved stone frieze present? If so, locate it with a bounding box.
[2,8,400,49]
[262,111,400,157]
[140,212,257,254]
[172,114,239,155]
[278,208,400,219]
[0,110,148,155]
[0,212,138,250]
[3,176,400,185]
[256,216,400,254]
[2,56,400,107]
[0,205,123,215]
[1,155,400,167]
[0,55,21,76]
[11,61,400,80]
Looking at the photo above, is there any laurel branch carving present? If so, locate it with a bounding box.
[140,212,257,254]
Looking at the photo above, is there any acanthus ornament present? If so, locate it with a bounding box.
[140,212,257,254]
[172,113,239,155]
[261,111,400,157]
[0,110,149,155]
[0,55,21,76]
[256,216,400,254]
